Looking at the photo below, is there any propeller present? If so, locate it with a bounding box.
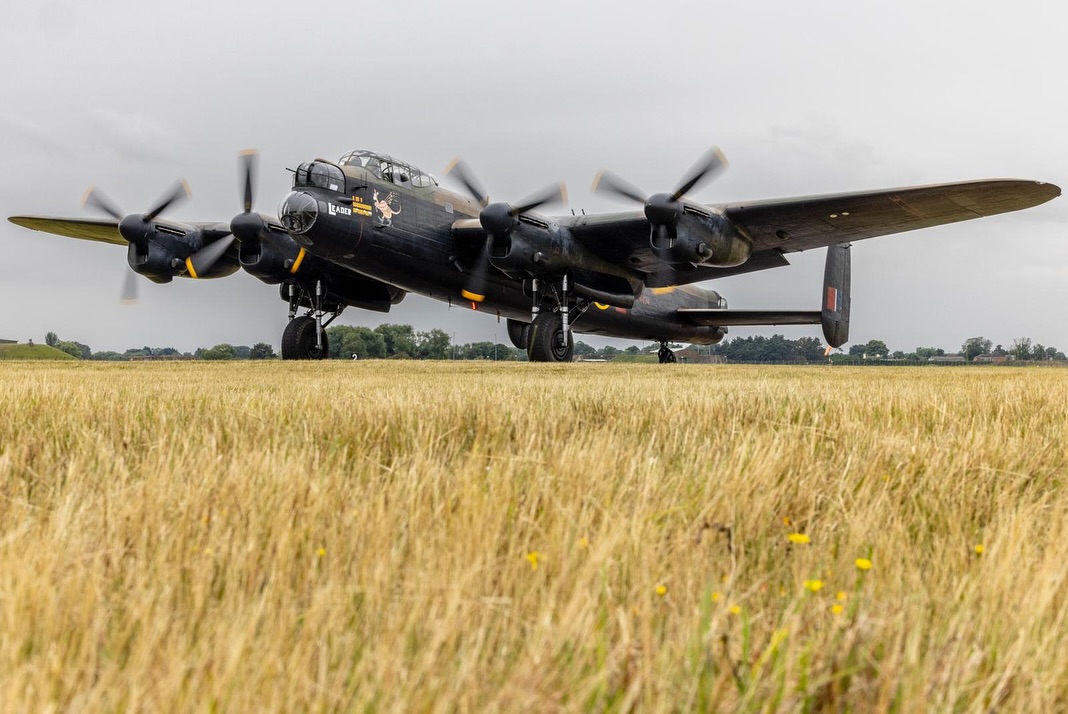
[230,149,270,241]
[592,146,728,249]
[82,180,193,303]
[445,158,567,302]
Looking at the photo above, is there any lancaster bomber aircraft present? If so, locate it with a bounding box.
[8,148,1060,362]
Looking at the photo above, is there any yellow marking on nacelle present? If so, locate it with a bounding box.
[461,289,485,303]
[185,257,199,279]
[651,286,678,295]
[593,302,610,310]
[289,247,306,274]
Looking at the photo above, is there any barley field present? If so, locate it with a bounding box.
[1,361,1066,712]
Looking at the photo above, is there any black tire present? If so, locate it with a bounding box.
[281,315,330,360]
[505,319,530,350]
[658,346,677,364]
[527,312,574,362]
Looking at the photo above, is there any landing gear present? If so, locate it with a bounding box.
[525,276,582,363]
[658,341,677,364]
[282,315,329,359]
[280,279,342,360]
[527,311,574,362]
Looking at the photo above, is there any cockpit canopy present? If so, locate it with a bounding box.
[293,161,345,192]
[339,150,437,188]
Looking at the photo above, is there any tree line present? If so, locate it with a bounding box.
[40,328,1067,363]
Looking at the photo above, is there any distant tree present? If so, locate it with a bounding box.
[848,344,866,357]
[993,344,1006,356]
[625,345,640,355]
[91,351,126,361]
[327,326,388,359]
[45,331,58,347]
[1046,346,1059,361]
[796,337,825,362]
[573,341,596,357]
[55,340,82,358]
[914,346,945,361]
[250,343,276,360]
[601,346,620,358]
[200,343,236,360]
[1010,337,1033,361]
[1032,343,1047,361]
[375,324,417,357]
[961,337,992,362]
[863,339,889,358]
[415,329,451,360]
[891,350,906,359]
[232,345,251,360]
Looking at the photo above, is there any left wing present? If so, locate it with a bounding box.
[723,179,1060,253]
[563,178,1059,286]
[8,216,125,246]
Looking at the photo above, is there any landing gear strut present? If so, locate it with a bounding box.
[281,280,342,360]
[657,341,677,364]
[525,276,583,363]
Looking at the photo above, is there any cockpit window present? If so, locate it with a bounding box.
[339,149,437,188]
[294,161,345,192]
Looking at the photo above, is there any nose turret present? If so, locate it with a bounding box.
[279,191,318,235]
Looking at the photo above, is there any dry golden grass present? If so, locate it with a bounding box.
[1,361,1067,712]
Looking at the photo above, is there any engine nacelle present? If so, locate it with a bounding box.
[240,229,305,284]
[489,221,636,289]
[126,229,238,283]
[672,211,751,267]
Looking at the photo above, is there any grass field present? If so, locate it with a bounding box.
[1,361,1067,711]
[0,344,76,360]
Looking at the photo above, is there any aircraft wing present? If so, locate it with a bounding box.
[8,216,235,247]
[721,179,1060,253]
[563,179,1058,286]
[8,216,125,246]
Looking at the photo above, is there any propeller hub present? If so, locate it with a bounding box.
[644,193,682,226]
[117,214,153,245]
[230,211,266,243]
[479,202,516,236]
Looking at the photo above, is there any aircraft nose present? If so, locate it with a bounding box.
[279,191,318,234]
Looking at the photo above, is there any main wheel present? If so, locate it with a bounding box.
[526,312,574,363]
[281,315,330,360]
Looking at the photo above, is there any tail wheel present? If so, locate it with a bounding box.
[658,345,677,364]
[527,311,573,363]
[281,315,330,360]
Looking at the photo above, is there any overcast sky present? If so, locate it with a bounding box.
[1,0,1064,354]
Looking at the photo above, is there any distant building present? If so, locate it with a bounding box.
[0,338,15,345]
[973,353,1011,364]
[927,352,969,362]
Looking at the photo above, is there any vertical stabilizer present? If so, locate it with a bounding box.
[822,243,850,347]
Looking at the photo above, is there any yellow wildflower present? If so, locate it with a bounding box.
[855,558,873,571]
[525,551,540,570]
[974,544,984,556]
[803,579,824,593]
[787,533,810,545]
[711,591,722,602]
[578,536,589,549]
[317,547,326,558]
[831,604,844,615]
[836,591,848,601]
[729,605,741,616]
[655,585,667,597]
[782,516,791,526]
